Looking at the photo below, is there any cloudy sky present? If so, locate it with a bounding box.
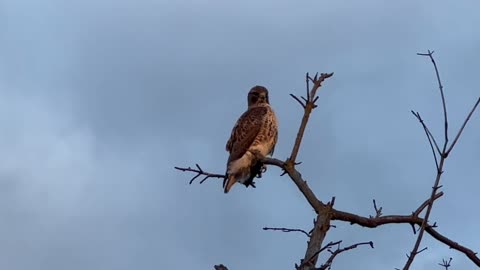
[1,0,479,269]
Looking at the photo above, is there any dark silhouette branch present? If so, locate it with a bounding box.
[414,191,443,217]
[417,50,449,150]
[296,241,342,269]
[263,227,311,238]
[403,148,445,270]
[174,164,226,184]
[290,93,307,108]
[446,97,480,155]
[288,72,333,164]
[318,241,374,270]
[370,199,383,218]
[438,258,452,270]
[331,206,480,267]
[411,111,440,169]
[402,51,480,270]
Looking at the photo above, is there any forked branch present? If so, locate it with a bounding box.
[318,241,374,270]
[402,51,480,269]
[288,72,334,164]
[174,164,226,184]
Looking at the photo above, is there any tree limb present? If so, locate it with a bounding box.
[402,50,480,270]
[288,72,333,164]
[318,241,374,270]
[263,227,311,238]
[331,208,480,267]
[174,164,226,184]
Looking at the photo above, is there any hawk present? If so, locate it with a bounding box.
[223,85,278,193]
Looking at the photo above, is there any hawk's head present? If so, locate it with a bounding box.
[248,86,269,107]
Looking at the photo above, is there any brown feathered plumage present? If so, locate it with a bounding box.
[224,86,278,193]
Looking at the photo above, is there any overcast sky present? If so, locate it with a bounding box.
[1,0,479,269]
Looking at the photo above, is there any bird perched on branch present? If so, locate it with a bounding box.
[224,86,278,193]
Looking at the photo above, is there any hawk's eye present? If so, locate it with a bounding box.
[250,96,258,103]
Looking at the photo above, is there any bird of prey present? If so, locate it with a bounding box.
[223,85,278,193]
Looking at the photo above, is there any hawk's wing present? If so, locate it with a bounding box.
[226,106,268,163]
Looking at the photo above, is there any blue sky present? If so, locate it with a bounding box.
[1,0,479,269]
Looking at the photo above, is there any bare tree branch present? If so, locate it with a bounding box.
[296,241,341,269]
[370,199,383,218]
[174,164,226,184]
[331,208,480,267]
[318,241,374,270]
[288,72,333,164]
[446,97,480,155]
[402,51,480,270]
[414,191,444,217]
[263,227,311,238]
[411,111,440,169]
[290,93,307,108]
[403,141,445,269]
[299,211,332,269]
[417,50,449,150]
[175,156,473,266]
[438,258,452,270]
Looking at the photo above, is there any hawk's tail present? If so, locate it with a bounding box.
[224,175,237,193]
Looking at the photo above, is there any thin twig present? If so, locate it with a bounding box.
[414,191,444,217]
[318,241,374,270]
[174,164,226,184]
[296,241,341,269]
[438,258,452,270]
[370,199,383,218]
[306,72,310,101]
[446,97,480,155]
[290,93,307,108]
[411,111,440,170]
[263,227,311,238]
[417,50,449,150]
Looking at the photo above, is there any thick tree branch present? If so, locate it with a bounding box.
[298,204,333,269]
[296,240,341,269]
[331,208,480,267]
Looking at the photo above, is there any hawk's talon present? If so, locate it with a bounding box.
[260,164,267,173]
